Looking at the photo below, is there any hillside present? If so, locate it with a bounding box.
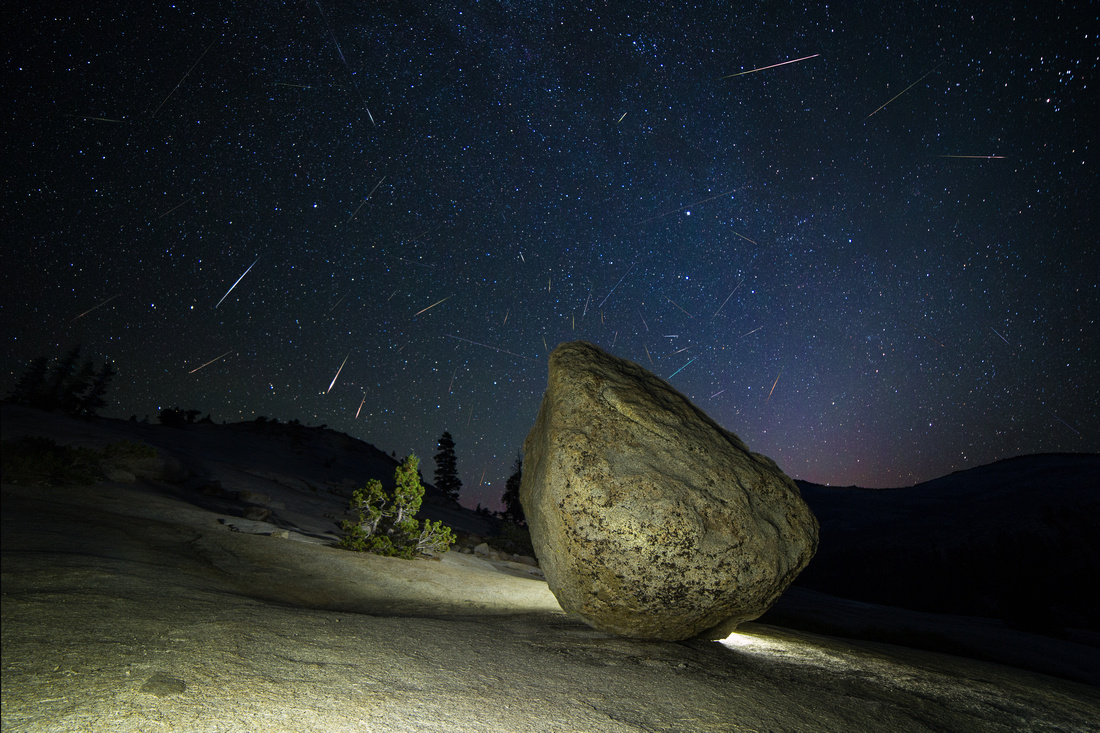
[788,454,1100,633]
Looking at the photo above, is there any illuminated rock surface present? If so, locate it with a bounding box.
[3,405,1098,732]
[521,341,818,640]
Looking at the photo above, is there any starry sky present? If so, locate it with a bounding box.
[3,2,1097,509]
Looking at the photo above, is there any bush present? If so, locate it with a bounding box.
[339,454,455,559]
[158,407,203,427]
[104,440,158,461]
[1,436,102,486]
[494,520,536,558]
[0,438,159,487]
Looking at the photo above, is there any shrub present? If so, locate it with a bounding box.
[158,407,202,427]
[495,520,536,558]
[104,440,158,461]
[339,454,455,559]
[1,436,102,486]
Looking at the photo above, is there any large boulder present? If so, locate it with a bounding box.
[520,341,818,640]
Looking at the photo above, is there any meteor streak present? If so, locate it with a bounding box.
[990,327,1012,345]
[346,175,387,222]
[327,353,349,393]
[315,0,377,126]
[70,293,122,322]
[666,296,691,317]
[864,64,941,121]
[668,357,697,379]
[156,195,196,219]
[188,350,232,374]
[1043,406,1081,436]
[720,53,820,79]
[152,39,216,116]
[73,115,125,123]
[598,262,636,308]
[355,393,366,419]
[766,370,782,404]
[936,155,1006,159]
[740,325,764,339]
[900,318,947,348]
[713,280,743,318]
[413,296,451,317]
[445,334,537,361]
[215,257,259,308]
[635,188,740,226]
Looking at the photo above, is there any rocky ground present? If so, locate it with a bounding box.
[3,406,1099,731]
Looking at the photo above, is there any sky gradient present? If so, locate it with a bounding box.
[3,2,1096,510]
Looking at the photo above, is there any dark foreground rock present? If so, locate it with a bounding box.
[521,341,818,640]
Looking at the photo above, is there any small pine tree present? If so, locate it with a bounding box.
[433,431,462,501]
[501,453,525,524]
[340,454,455,558]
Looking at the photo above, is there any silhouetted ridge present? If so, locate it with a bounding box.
[793,453,1100,634]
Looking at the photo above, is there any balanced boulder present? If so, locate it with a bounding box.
[520,341,818,640]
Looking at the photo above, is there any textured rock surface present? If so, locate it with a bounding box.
[521,341,819,640]
[5,404,1098,732]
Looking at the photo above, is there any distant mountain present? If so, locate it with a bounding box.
[792,454,1100,633]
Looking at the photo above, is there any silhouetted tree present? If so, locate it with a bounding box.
[74,362,116,417]
[8,356,49,406]
[158,407,183,427]
[158,407,205,426]
[7,347,115,418]
[45,346,83,406]
[63,358,96,415]
[433,431,462,501]
[501,453,525,524]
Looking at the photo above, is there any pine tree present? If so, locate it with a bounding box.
[433,431,462,501]
[8,356,49,406]
[45,345,83,408]
[64,358,97,415]
[340,454,455,558]
[7,347,115,417]
[75,362,116,417]
[501,453,525,524]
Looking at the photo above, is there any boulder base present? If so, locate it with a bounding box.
[520,341,818,640]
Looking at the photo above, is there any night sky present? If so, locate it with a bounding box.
[3,2,1096,510]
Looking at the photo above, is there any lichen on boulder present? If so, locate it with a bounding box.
[521,341,819,640]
